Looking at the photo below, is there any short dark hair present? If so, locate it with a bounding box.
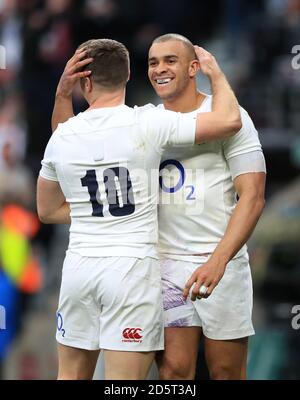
[152,33,197,60]
[78,39,130,90]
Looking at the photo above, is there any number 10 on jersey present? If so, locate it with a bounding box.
[81,167,135,217]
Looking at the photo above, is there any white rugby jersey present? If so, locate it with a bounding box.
[40,104,195,258]
[158,96,265,262]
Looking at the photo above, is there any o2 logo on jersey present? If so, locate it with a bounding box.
[56,312,65,337]
[159,159,196,201]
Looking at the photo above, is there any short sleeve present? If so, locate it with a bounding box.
[143,108,196,153]
[223,107,262,160]
[39,133,58,182]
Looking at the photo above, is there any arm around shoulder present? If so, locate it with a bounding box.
[195,108,242,144]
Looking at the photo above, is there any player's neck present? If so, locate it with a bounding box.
[163,90,206,113]
[87,90,125,110]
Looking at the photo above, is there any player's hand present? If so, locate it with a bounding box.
[194,46,222,80]
[183,257,226,301]
[56,48,93,98]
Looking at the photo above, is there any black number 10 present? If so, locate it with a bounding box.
[81,167,135,217]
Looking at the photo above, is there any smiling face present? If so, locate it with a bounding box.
[148,40,198,101]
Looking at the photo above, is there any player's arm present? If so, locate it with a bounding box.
[37,177,71,224]
[194,47,242,143]
[52,48,93,132]
[184,170,265,301]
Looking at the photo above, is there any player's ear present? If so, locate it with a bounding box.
[189,59,200,78]
[85,76,93,92]
[127,70,131,82]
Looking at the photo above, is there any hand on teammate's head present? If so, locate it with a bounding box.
[194,45,222,79]
[56,49,93,98]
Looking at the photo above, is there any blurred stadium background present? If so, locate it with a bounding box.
[0,0,300,380]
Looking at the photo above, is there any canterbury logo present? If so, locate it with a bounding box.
[122,327,143,343]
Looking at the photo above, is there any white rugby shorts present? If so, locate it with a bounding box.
[161,256,255,340]
[56,251,164,351]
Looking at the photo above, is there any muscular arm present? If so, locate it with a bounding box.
[51,93,74,132]
[52,94,74,132]
[37,177,71,224]
[194,47,241,143]
[184,171,266,301]
[52,49,93,132]
[209,172,265,264]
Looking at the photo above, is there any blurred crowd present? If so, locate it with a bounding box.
[0,0,299,175]
[0,0,300,379]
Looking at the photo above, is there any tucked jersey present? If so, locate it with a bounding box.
[40,104,195,258]
[158,96,265,262]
